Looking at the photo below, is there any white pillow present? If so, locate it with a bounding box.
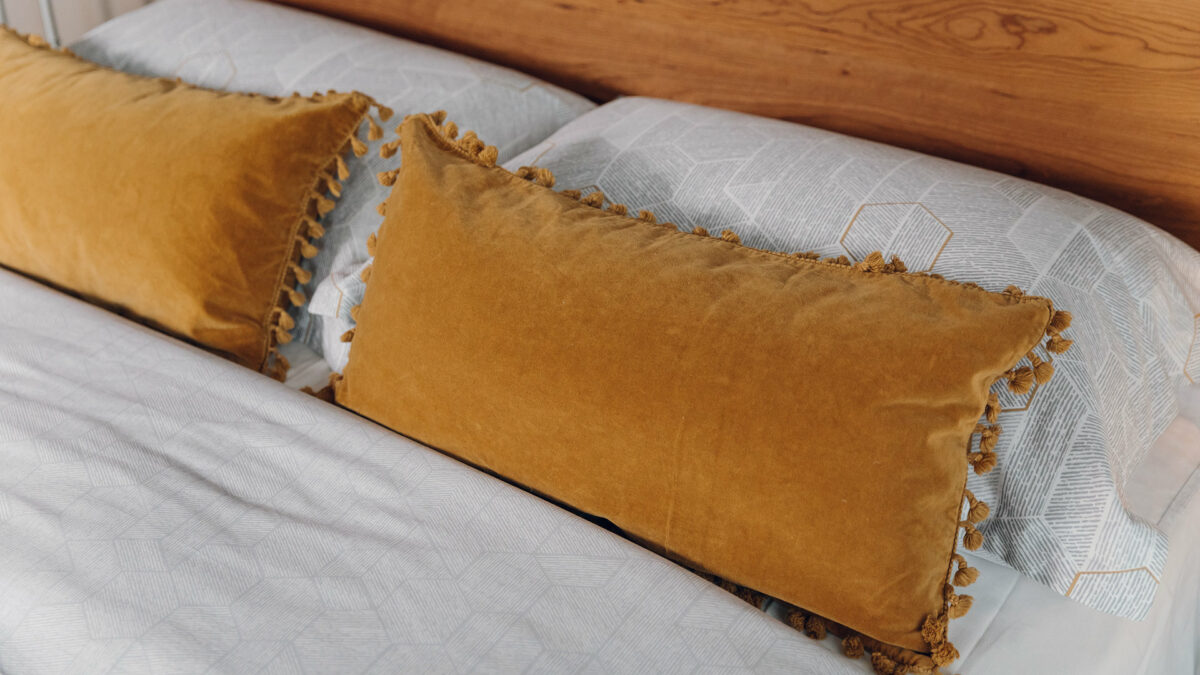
[496,97,1199,620]
[72,0,594,365]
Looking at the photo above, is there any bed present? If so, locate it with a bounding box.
[1,1,1198,673]
[1,267,1196,674]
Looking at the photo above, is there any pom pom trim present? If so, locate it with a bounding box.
[263,94,394,381]
[348,113,1078,670]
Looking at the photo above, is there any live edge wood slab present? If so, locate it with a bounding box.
[277,0,1200,251]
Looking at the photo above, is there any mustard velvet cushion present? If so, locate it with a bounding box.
[333,114,1073,667]
[0,28,387,376]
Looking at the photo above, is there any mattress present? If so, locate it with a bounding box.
[2,268,1197,673]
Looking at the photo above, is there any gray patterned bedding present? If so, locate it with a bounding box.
[3,266,1198,674]
[0,270,856,674]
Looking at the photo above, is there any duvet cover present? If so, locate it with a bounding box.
[3,264,1199,674]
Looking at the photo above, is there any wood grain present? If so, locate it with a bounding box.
[276,0,1200,250]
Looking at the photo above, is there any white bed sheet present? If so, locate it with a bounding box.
[2,269,1197,673]
[279,341,335,394]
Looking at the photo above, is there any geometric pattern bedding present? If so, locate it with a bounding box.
[503,97,1200,620]
[69,0,595,365]
[0,270,856,674]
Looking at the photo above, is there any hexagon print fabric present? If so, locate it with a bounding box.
[501,97,1200,620]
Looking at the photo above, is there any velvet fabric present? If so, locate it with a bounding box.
[335,115,1057,652]
[0,28,370,372]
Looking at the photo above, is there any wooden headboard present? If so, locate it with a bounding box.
[276,0,1200,250]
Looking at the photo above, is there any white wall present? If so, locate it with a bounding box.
[2,0,149,45]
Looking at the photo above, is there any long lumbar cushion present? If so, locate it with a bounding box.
[331,111,1074,671]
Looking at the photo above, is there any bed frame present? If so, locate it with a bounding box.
[274,0,1200,251]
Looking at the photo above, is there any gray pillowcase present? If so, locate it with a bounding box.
[500,97,1199,621]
